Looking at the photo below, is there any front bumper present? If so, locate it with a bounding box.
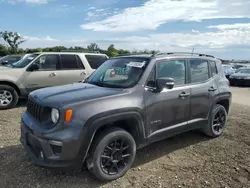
[20,115,83,169]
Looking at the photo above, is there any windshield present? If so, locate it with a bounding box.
[12,54,39,68]
[237,69,250,74]
[87,57,150,88]
[0,56,7,61]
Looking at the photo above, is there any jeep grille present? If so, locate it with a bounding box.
[27,98,50,122]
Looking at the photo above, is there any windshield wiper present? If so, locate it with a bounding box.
[88,81,124,88]
[89,81,106,87]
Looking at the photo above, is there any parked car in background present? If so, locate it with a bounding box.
[235,65,250,73]
[229,67,250,86]
[20,52,231,181]
[222,65,235,79]
[0,54,25,66]
[0,51,108,109]
[231,63,248,71]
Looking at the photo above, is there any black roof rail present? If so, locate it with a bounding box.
[60,50,100,53]
[151,52,215,58]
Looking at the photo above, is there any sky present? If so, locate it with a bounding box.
[0,0,250,60]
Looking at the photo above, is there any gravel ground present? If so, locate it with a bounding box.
[0,87,250,188]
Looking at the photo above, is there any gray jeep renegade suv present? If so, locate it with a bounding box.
[20,52,232,181]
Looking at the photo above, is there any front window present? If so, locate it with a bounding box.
[12,54,39,68]
[31,54,60,70]
[87,57,150,88]
[156,59,186,86]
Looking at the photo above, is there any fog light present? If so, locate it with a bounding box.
[40,151,44,160]
[49,140,62,146]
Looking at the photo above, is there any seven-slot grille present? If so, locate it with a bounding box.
[27,98,45,122]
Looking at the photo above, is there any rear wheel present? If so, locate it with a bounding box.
[203,104,228,137]
[0,85,19,110]
[86,127,136,182]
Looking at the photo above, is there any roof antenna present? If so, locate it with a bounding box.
[191,48,195,55]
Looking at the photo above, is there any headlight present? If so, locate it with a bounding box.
[51,108,60,124]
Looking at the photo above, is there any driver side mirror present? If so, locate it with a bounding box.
[27,63,39,71]
[156,77,175,91]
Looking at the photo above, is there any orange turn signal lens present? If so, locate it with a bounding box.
[65,109,73,122]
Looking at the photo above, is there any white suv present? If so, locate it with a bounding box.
[0,52,108,109]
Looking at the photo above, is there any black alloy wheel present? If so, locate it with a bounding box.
[87,127,136,182]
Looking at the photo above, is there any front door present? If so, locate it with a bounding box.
[22,54,62,93]
[57,54,87,84]
[144,59,191,139]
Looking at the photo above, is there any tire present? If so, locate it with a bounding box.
[203,104,228,138]
[0,85,19,110]
[86,127,136,182]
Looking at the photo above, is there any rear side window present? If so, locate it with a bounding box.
[61,55,78,69]
[209,61,218,77]
[85,55,108,69]
[190,59,209,83]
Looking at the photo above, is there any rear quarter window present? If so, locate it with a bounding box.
[85,55,108,69]
[209,60,218,77]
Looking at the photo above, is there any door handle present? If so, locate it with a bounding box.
[179,92,190,98]
[80,70,87,75]
[49,72,57,77]
[208,86,217,92]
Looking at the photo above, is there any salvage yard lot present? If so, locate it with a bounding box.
[0,87,250,188]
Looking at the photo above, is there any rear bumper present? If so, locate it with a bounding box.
[20,116,83,169]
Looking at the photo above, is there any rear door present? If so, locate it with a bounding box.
[85,54,108,70]
[188,58,220,123]
[56,54,86,84]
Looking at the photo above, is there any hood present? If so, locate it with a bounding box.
[0,66,12,70]
[231,73,250,77]
[0,66,24,79]
[30,83,125,106]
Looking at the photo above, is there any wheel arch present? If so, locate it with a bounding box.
[91,111,146,146]
[78,110,146,163]
[0,81,20,96]
[215,92,232,114]
[216,99,230,113]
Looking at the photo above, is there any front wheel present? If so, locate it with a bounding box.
[203,104,228,138]
[86,127,136,182]
[0,85,19,110]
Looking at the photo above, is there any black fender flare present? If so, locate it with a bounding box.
[77,109,146,163]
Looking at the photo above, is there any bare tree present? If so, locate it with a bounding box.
[0,31,26,53]
[87,43,99,51]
